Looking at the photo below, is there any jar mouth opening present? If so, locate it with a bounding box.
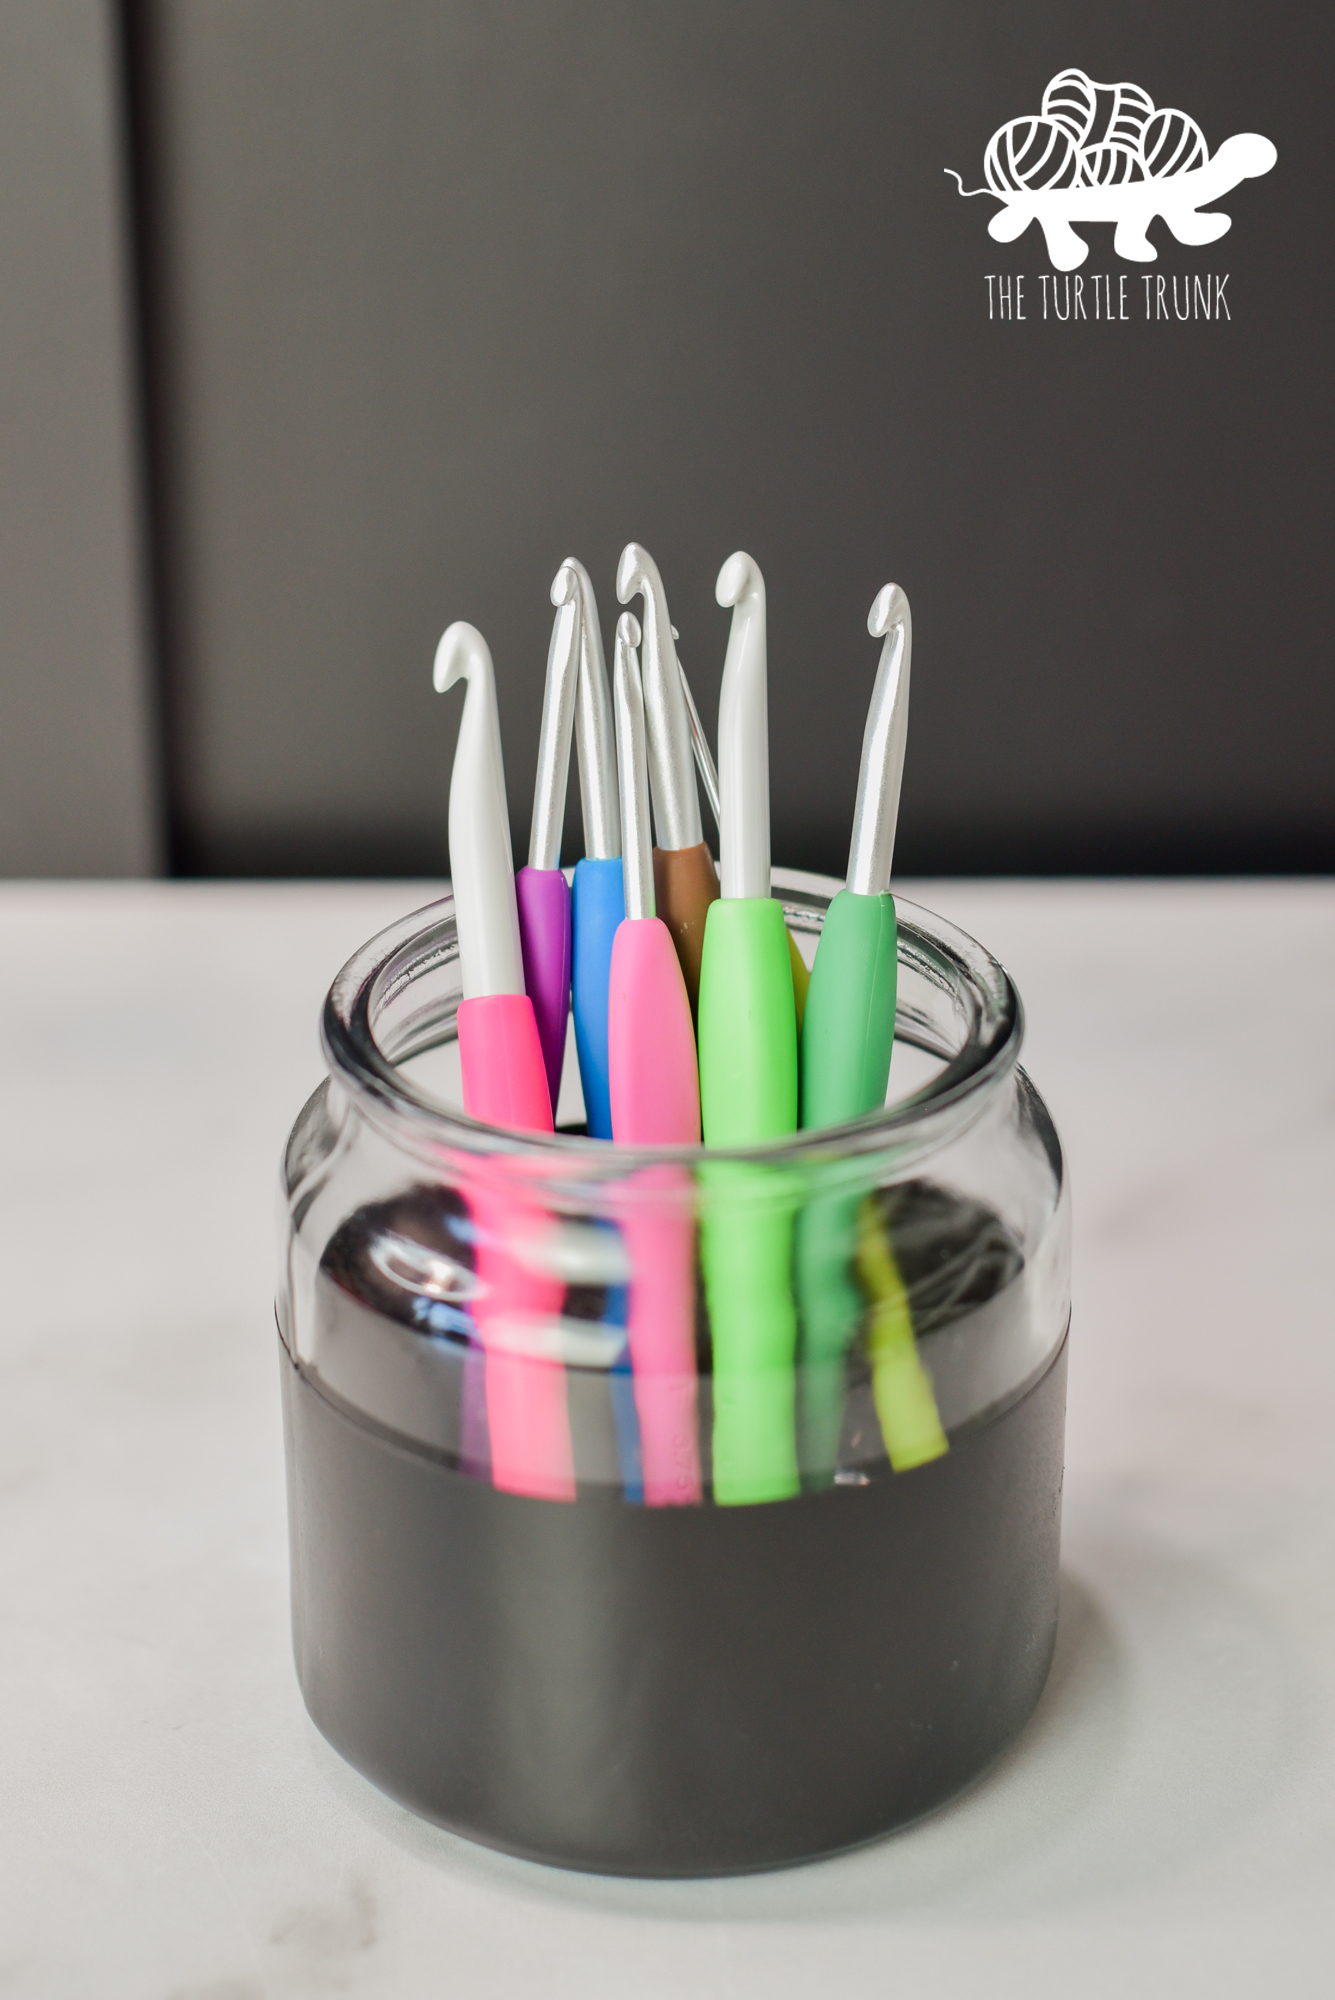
[320,869,1024,1172]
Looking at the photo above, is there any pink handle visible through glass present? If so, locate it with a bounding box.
[467,1163,574,1503]
[618,1167,701,1505]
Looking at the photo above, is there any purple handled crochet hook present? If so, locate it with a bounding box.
[515,562,581,1112]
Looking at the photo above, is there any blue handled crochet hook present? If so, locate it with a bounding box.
[563,559,623,1139]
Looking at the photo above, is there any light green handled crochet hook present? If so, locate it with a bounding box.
[801,582,910,1130]
[796,585,913,1481]
[697,552,801,1504]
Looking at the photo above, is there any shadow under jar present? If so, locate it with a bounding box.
[277,869,1070,1876]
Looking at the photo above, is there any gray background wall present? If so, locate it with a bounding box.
[0,0,158,875]
[3,2,1331,878]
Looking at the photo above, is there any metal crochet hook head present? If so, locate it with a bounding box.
[612,612,654,923]
[432,622,524,1000]
[715,551,770,901]
[846,584,912,897]
[527,563,582,871]
[560,558,620,860]
[615,543,702,852]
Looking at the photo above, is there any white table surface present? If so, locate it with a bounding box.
[2,879,1331,1998]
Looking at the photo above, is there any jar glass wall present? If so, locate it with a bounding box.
[275,872,1070,1873]
[279,872,1068,1498]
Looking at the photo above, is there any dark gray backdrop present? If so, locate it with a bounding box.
[0,0,158,876]
[126,0,1331,879]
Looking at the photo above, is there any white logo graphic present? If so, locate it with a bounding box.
[947,68,1276,271]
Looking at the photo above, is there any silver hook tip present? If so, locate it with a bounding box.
[869,583,908,639]
[616,542,650,606]
[715,550,763,609]
[432,621,487,693]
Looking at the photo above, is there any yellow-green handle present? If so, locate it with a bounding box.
[857,1199,947,1472]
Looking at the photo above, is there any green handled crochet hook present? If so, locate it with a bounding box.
[801,582,910,1130]
[697,552,801,1504]
[796,584,912,1481]
[697,552,798,1144]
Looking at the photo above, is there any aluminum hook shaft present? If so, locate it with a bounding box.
[612,612,654,924]
[616,543,702,852]
[846,584,912,897]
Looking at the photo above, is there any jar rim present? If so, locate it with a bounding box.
[320,869,1024,1172]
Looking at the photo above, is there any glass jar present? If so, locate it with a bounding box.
[277,870,1070,1876]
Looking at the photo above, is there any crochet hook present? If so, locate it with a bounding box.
[696,553,800,1504]
[515,565,580,1112]
[434,621,570,1497]
[607,610,702,1503]
[433,622,553,1132]
[800,583,910,1128]
[696,552,798,1145]
[794,584,911,1483]
[677,624,808,1031]
[616,543,719,1015]
[607,611,701,1147]
[566,558,624,1139]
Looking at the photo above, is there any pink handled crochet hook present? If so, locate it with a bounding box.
[607,611,701,1503]
[433,621,555,1132]
[515,563,581,1112]
[434,621,571,1497]
[608,611,700,1146]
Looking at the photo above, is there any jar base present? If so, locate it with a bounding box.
[281,1332,1066,1877]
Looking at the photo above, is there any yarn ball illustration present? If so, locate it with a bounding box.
[1102,82,1155,147]
[950,65,1273,272]
[1041,69,1154,149]
[1042,68,1098,141]
[1080,142,1147,186]
[1141,107,1209,177]
[985,116,1080,195]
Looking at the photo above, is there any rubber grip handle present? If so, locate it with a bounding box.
[696,896,798,1147]
[619,1166,701,1506]
[456,1000,567,1497]
[857,1198,947,1473]
[570,855,624,1140]
[794,1190,863,1486]
[799,888,897,1130]
[700,1163,800,1504]
[786,927,810,1035]
[651,841,719,1019]
[468,1169,573,1500]
[608,917,701,1145]
[515,865,572,1112]
[457,993,554,1132]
